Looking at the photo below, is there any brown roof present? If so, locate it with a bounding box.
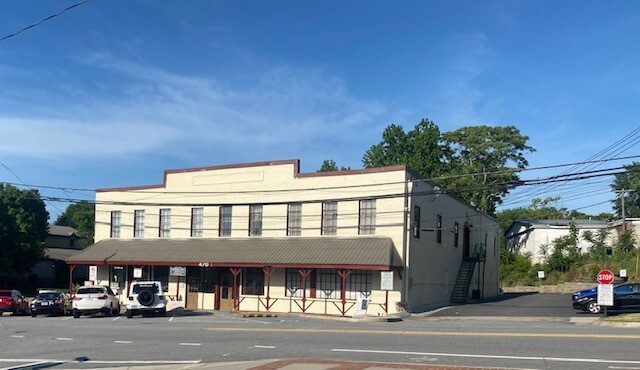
[48,225,79,237]
[66,236,404,270]
[45,248,83,261]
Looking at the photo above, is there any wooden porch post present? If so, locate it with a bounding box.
[337,269,352,317]
[68,264,77,294]
[262,266,275,311]
[297,268,312,313]
[230,268,242,311]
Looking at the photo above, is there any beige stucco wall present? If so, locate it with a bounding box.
[406,179,500,312]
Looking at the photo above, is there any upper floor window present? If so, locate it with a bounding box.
[134,210,145,238]
[159,208,171,237]
[454,222,459,248]
[110,211,121,238]
[413,206,421,239]
[321,201,338,236]
[436,214,442,244]
[191,207,203,237]
[219,205,232,237]
[249,205,263,236]
[358,199,376,235]
[287,203,302,236]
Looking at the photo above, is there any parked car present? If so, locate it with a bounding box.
[72,285,120,318]
[31,291,72,317]
[572,283,640,314]
[0,290,29,315]
[126,281,167,318]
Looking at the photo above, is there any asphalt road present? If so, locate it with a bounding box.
[1,293,639,370]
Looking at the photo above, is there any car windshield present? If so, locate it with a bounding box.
[0,292,11,297]
[36,293,60,300]
[132,284,159,294]
[77,287,105,295]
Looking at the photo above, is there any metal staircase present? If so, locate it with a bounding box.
[450,257,478,304]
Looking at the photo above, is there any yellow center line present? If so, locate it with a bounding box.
[205,327,640,339]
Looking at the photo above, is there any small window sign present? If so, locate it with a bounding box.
[620,269,627,278]
[537,270,545,279]
[133,267,143,279]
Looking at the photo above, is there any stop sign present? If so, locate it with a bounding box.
[597,269,615,284]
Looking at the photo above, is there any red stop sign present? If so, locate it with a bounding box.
[597,269,614,284]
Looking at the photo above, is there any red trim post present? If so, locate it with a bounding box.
[297,268,312,313]
[230,268,242,311]
[337,269,352,317]
[262,266,275,311]
[69,264,77,294]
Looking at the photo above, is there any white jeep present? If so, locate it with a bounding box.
[125,281,167,318]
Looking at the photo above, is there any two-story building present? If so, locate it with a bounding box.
[67,160,500,316]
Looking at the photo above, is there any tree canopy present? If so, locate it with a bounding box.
[0,184,49,273]
[317,159,351,172]
[612,162,640,218]
[362,119,447,179]
[55,201,95,248]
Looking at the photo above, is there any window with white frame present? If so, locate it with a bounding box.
[249,204,263,236]
[358,199,376,235]
[191,207,203,237]
[159,208,171,237]
[110,211,121,238]
[321,201,338,235]
[134,210,145,238]
[219,206,232,237]
[287,203,302,236]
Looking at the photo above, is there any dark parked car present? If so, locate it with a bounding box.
[31,291,72,317]
[0,290,29,315]
[572,283,640,314]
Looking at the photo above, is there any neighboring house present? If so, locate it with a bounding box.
[505,219,611,264]
[30,226,88,289]
[67,160,500,316]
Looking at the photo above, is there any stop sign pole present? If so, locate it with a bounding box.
[597,269,614,316]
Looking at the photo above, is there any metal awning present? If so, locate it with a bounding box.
[66,236,404,271]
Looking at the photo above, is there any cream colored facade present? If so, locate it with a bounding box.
[83,160,499,316]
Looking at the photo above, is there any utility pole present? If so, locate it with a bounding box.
[621,188,626,232]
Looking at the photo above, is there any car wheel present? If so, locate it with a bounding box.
[587,301,602,314]
[73,309,81,319]
[126,310,133,319]
[112,304,120,316]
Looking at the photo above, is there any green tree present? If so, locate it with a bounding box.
[582,228,611,261]
[55,201,95,248]
[0,184,49,273]
[495,196,567,232]
[612,162,640,218]
[362,119,448,178]
[441,125,535,215]
[317,159,351,172]
[545,223,583,272]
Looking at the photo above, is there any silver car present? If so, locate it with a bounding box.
[72,285,120,318]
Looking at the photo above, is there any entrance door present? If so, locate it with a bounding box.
[186,274,200,310]
[216,270,234,310]
[463,223,471,258]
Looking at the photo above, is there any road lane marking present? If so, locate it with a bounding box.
[331,348,640,366]
[609,367,640,369]
[63,317,73,320]
[10,335,24,338]
[179,343,202,346]
[114,341,132,344]
[55,338,73,341]
[204,327,640,340]
[112,316,121,321]
[253,345,276,349]
[0,360,54,370]
[169,315,174,322]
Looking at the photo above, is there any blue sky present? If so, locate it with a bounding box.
[0,0,639,221]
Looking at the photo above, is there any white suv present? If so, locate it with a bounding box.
[126,281,167,318]
[72,285,120,318]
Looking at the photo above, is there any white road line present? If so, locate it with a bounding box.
[112,316,121,321]
[114,341,132,344]
[253,345,276,349]
[331,349,640,366]
[179,343,202,346]
[0,359,201,365]
[609,367,640,370]
[55,338,73,341]
[169,315,174,322]
[10,335,24,338]
[62,317,73,320]
[0,360,53,370]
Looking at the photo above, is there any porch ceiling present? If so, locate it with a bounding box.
[65,236,404,270]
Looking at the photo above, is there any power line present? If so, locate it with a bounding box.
[0,161,64,213]
[0,0,89,43]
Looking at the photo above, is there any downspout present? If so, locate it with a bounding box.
[401,172,410,306]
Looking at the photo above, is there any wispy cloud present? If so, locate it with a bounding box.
[0,51,386,164]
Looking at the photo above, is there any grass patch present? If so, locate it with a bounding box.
[602,313,640,322]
